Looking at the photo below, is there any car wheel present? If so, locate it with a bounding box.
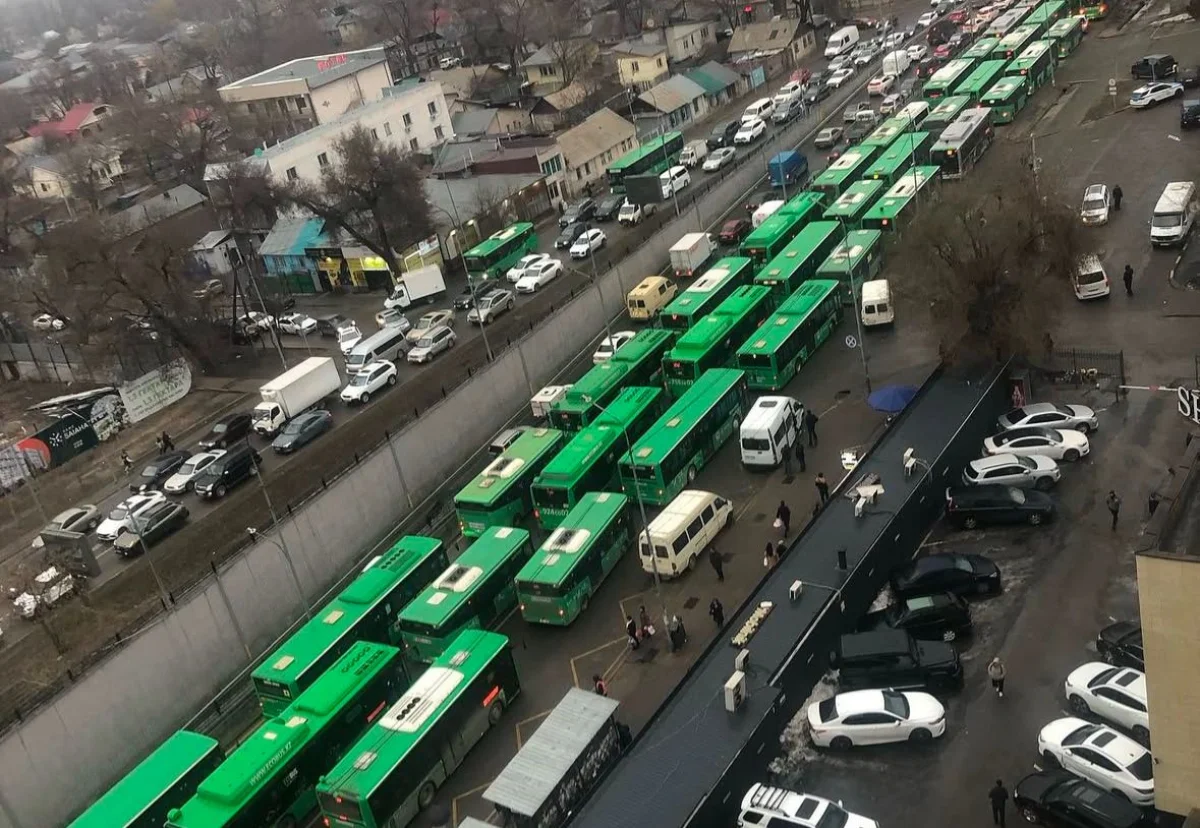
[1035,477,1054,491]
[963,515,978,530]
[488,698,505,725]
[1063,449,1080,462]
[215,484,227,498]
[361,392,370,403]
[1028,513,1043,526]
[686,465,697,483]
[1075,423,1092,433]
[1068,694,1090,715]
[1020,806,1039,823]
[942,629,956,642]
[417,781,437,810]
[1041,750,1060,768]
[829,735,853,750]
[908,728,932,743]
[1132,725,1150,746]
[1101,648,1115,665]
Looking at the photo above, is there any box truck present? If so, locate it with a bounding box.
[882,50,912,76]
[385,264,446,309]
[768,150,809,188]
[669,232,716,278]
[251,356,341,437]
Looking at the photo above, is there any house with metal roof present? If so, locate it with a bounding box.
[520,38,598,96]
[611,41,670,91]
[685,61,745,107]
[556,107,637,199]
[727,19,817,66]
[633,74,708,136]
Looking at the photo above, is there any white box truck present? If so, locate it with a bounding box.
[252,356,341,437]
[881,50,911,76]
[387,264,447,309]
[669,232,715,278]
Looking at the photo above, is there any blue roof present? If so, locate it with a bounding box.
[259,218,328,257]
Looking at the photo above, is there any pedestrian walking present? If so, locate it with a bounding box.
[763,541,778,568]
[795,438,806,473]
[988,780,1009,827]
[709,545,725,581]
[161,431,175,452]
[1106,490,1121,531]
[1011,384,1025,409]
[593,674,608,697]
[709,597,725,628]
[1112,184,1123,211]
[121,449,133,474]
[815,472,830,504]
[804,408,819,446]
[625,615,639,650]
[154,435,165,455]
[1123,264,1134,297]
[776,500,792,539]
[639,605,654,638]
[988,656,1007,698]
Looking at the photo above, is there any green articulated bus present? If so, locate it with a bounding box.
[924,59,977,100]
[864,132,933,185]
[993,24,1043,60]
[955,59,1009,102]
[532,387,665,528]
[931,107,995,179]
[1024,0,1067,30]
[753,220,845,299]
[398,528,534,663]
[816,230,886,306]
[775,191,828,225]
[960,36,1001,63]
[1046,16,1083,59]
[923,95,973,134]
[735,280,844,390]
[740,211,808,265]
[516,492,633,625]
[607,132,685,193]
[549,328,674,431]
[454,428,565,537]
[71,731,223,828]
[822,180,885,230]
[618,368,750,506]
[661,257,754,332]
[316,630,521,828]
[662,286,775,397]
[461,223,537,282]
[860,167,941,234]
[167,642,407,828]
[980,76,1030,123]
[252,536,448,716]
[1007,40,1055,90]
[810,147,879,200]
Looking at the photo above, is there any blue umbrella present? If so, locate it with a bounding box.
[868,384,918,413]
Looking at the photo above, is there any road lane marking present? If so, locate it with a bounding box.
[569,636,628,688]
[451,782,493,828]
[515,710,552,749]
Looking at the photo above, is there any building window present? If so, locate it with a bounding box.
[384,121,392,136]
[548,181,560,199]
[371,128,379,139]
[702,26,709,37]
[318,152,329,167]
[657,57,663,67]
[433,125,443,140]
[296,96,307,110]
[286,167,298,180]
[409,137,419,151]
[576,169,583,180]
[246,102,257,114]
[540,66,554,78]
[427,101,438,117]
[39,182,49,192]
[403,113,413,127]
[583,161,591,175]
[278,99,288,114]
[631,61,640,72]
[540,154,563,176]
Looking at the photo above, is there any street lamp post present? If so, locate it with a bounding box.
[246,527,310,617]
[834,216,872,395]
[442,183,495,361]
[630,90,682,218]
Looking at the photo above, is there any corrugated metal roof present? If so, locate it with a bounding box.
[484,688,619,817]
[700,61,742,87]
[259,218,327,257]
[451,109,499,136]
[638,75,706,113]
[556,108,635,165]
[191,229,232,251]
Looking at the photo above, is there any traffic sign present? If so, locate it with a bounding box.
[1108,78,1117,97]
[845,335,857,348]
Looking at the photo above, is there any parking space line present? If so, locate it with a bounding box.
[515,710,552,750]
[451,782,492,828]
[568,636,628,688]
[618,591,651,624]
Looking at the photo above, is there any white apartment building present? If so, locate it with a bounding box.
[218,47,395,128]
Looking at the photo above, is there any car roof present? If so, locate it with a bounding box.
[1084,184,1106,195]
[361,360,393,371]
[969,454,1025,471]
[833,689,887,715]
[1083,727,1145,763]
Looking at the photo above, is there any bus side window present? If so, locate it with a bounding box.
[686,517,703,538]
[701,505,714,523]
[672,534,689,556]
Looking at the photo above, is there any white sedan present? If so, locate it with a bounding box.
[96,491,168,541]
[907,44,929,61]
[406,309,455,342]
[1064,663,1150,744]
[703,147,737,171]
[515,258,564,293]
[808,689,946,748]
[884,32,906,48]
[879,93,904,114]
[1037,718,1154,805]
[340,360,397,404]
[1080,183,1111,225]
[505,253,553,283]
[243,311,275,331]
[163,450,226,494]
[983,426,1090,462]
[997,402,1098,433]
[868,73,896,95]
[827,67,857,88]
[570,229,607,259]
[32,314,67,331]
[1129,81,1183,108]
[277,313,318,336]
[592,330,636,364]
[917,11,939,26]
[734,117,766,145]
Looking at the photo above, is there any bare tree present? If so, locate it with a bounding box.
[535,0,594,87]
[27,63,90,118]
[112,96,223,189]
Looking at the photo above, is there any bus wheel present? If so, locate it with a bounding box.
[686,465,697,483]
[488,699,505,726]
[275,817,297,828]
[418,781,437,810]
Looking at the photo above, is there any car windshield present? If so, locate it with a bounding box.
[814,802,850,828]
[1005,407,1027,421]
[881,689,910,718]
[1063,722,1101,746]
[1083,197,1105,211]
[817,697,837,722]
[417,336,435,348]
[1152,214,1183,227]
[350,373,372,386]
[1128,753,1153,781]
[1016,456,1037,470]
[338,329,359,343]
[141,465,160,476]
[178,459,200,475]
[211,423,228,433]
[1077,268,1106,285]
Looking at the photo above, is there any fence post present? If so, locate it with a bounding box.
[1117,351,1126,403]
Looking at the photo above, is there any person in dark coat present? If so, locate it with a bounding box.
[795,438,806,472]
[815,472,830,503]
[989,780,1009,827]
[1123,264,1134,296]
[709,545,724,581]
[161,431,175,452]
[804,408,819,446]
[776,500,792,539]
[1106,490,1121,531]
[709,597,725,628]
[1112,184,1122,211]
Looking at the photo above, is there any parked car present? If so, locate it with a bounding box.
[163,450,226,494]
[868,73,897,95]
[962,454,1060,490]
[130,450,191,493]
[805,81,833,104]
[828,67,857,87]
[556,221,593,249]
[1129,81,1183,108]
[192,279,225,300]
[1097,621,1144,670]
[879,92,904,114]
[1064,663,1150,744]
[453,284,500,311]
[506,253,554,283]
[488,425,530,456]
[96,492,167,541]
[852,43,881,65]
[706,120,741,149]
[917,11,939,26]
[193,443,262,499]
[374,308,409,329]
[315,313,349,338]
[737,786,879,828]
[336,323,363,355]
[198,411,253,450]
[945,484,1056,528]
[1130,53,1177,80]
[808,689,947,748]
[733,117,766,144]
[618,201,652,226]
[998,402,1098,433]
[1182,65,1200,88]
[570,228,607,259]
[467,288,516,324]
[515,258,564,292]
[406,309,455,342]
[843,101,873,123]
[559,197,597,228]
[834,629,964,693]
[112,500,189,557]
[718,218,752,244]
[891,552,1002,599]
[1037,719,1154,806]
[883,31,906,48]
[271,409,333,453]
[847,119,875,144]
[407,325,457,363]
[592,330,635,364]
[933,42,952,58]
[1013,770,1151,828]
[277,313,318,336]
[907,43,929,60]
[31,505,102,548]
[341,360,398,405]
[593,193,625,221]
[1080,183,1112,225]
[240,311,276,332]
[702,146,737,171]
[983,426,1090,462]
[856,591,972,641]
[32,313,67,331]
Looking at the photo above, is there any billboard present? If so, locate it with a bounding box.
[119,359,192,423]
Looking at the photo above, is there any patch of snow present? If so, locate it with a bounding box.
[769,671,838,784]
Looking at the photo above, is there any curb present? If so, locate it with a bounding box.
[1168,233,1193,289]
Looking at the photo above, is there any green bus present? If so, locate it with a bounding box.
[993,24,1043,60]
[985,8,1030,39]
[167,643,407,828]
[516,492,632,625]
[864,132,933,185]
[549,328,674,431]
[661,257,754,331]
[1074,0,1108,21]
[816,230,886,306]
[740,211,808,265]
[1046,16,1083,59]
[753,220,845,299]
[532,387,665,527]
[924,59,977,100]
[398,528,534,663]
[735,280,844,390]
[860,167,941,233]
[316,630,521,828]
[461,223,537,282]
[924,95,973,134]
[1007,40,1055,89]
[454,428,565,537]
[252,536,448,716]
[980,75,1030,123]
[810,147,879,200]
[960,36,1001,63]
[71,731,223,828]
[822,180,885,230]
[619,368,750,506]
[607,132,685,193]
[662,285,774,397]
[776,191,828,225]
[1024,0,1068,29]
[857,115,917,154]
[954,59,1009,102]
[930,107,995,179]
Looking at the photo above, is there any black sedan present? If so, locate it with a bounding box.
[945,484,1056,529]
[452,283,500,311]
[593,194,625,221]
[130,450,191,493]
[1096,621,1144,670]
[891,552,1001,600]
[857,592,973,642]
[1013,770,1151,828]
[804,82,832,105]
[555,221,593,250]
[198,411,253,450]
[272,409,333,454]
[113,500,189,557]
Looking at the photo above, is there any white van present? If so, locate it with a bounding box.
[637,489,734,577]
[824,26,860,58]
[896,100,931,127]
[531,384,571,419]
[1150,181,1197,246]
[860,279,895,327]
[659,165,692,198]
[752,199,786,228]
[740,396,804,468]
[679,140,709,168]
[345,325,411,372]
[881,49,911,76]
[742,98,776,123]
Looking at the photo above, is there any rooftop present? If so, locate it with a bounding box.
[219,47,389,93]
[728,19,803,55]
[556,108,635,162]
[685,61,741,94]
[612,41,668,57]
[25,102,108,138]
[638,75,706,112]
[112,185,207,236]
[425,173,545,227]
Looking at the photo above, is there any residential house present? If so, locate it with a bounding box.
[188,229,241,277]
[433,134,567,207]
[632,75,708,137]
[451,108,531,136]
[144,66,222,104]
[520,39,597,96]
[530,83,590,132]
[685,61,744,109]
[24,103,114,141]
[556,108,637,199]
[111,184,208,239]
[611,42,669,92]
[642,21,717,64]
[727,19,817,71]
[15,148,126,201]
[258,217,331,292]
[425,64,511,113]
[425,173,552,258]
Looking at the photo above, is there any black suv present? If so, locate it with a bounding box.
[833,629,963,693]
[1096,621,1144,670]
[1182,98,1200,129]
[1013,770,1152,828]
[891,552,1002,600]
[130,450,191,493]
[559,198,597,228]
[945,484,1055,529]
[856,592,973,642]
[706,120,741,149]
[113,500,189,557]
[453,283,500,311]
[199,411,253,450]
[555,221,593,249]
[193,444,262,499]
[316,313,349,338]
[1131,53,1177,80]
[593,193,625,221]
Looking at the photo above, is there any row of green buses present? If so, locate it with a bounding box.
[662,285,775,396]
[461,222,538,283]
[606,131,685,193]
[864,132,933,185]
[956,59,1009,103]
[740,211,808,265]
[822,180,884,230]
[816,230,886,303]
[454,427,565,538]
[1046,16,1084,59]
[661,257,756,331]
[547,327,674,431]
[736,280,844,391]
[754,221,845,299]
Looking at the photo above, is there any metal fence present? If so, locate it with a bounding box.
[1043,347,1126,402]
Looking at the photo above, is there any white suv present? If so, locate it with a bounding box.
[738,784,878,828]
[962,454,1061,490]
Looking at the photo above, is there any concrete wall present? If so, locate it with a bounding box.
[0,106,822,828]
